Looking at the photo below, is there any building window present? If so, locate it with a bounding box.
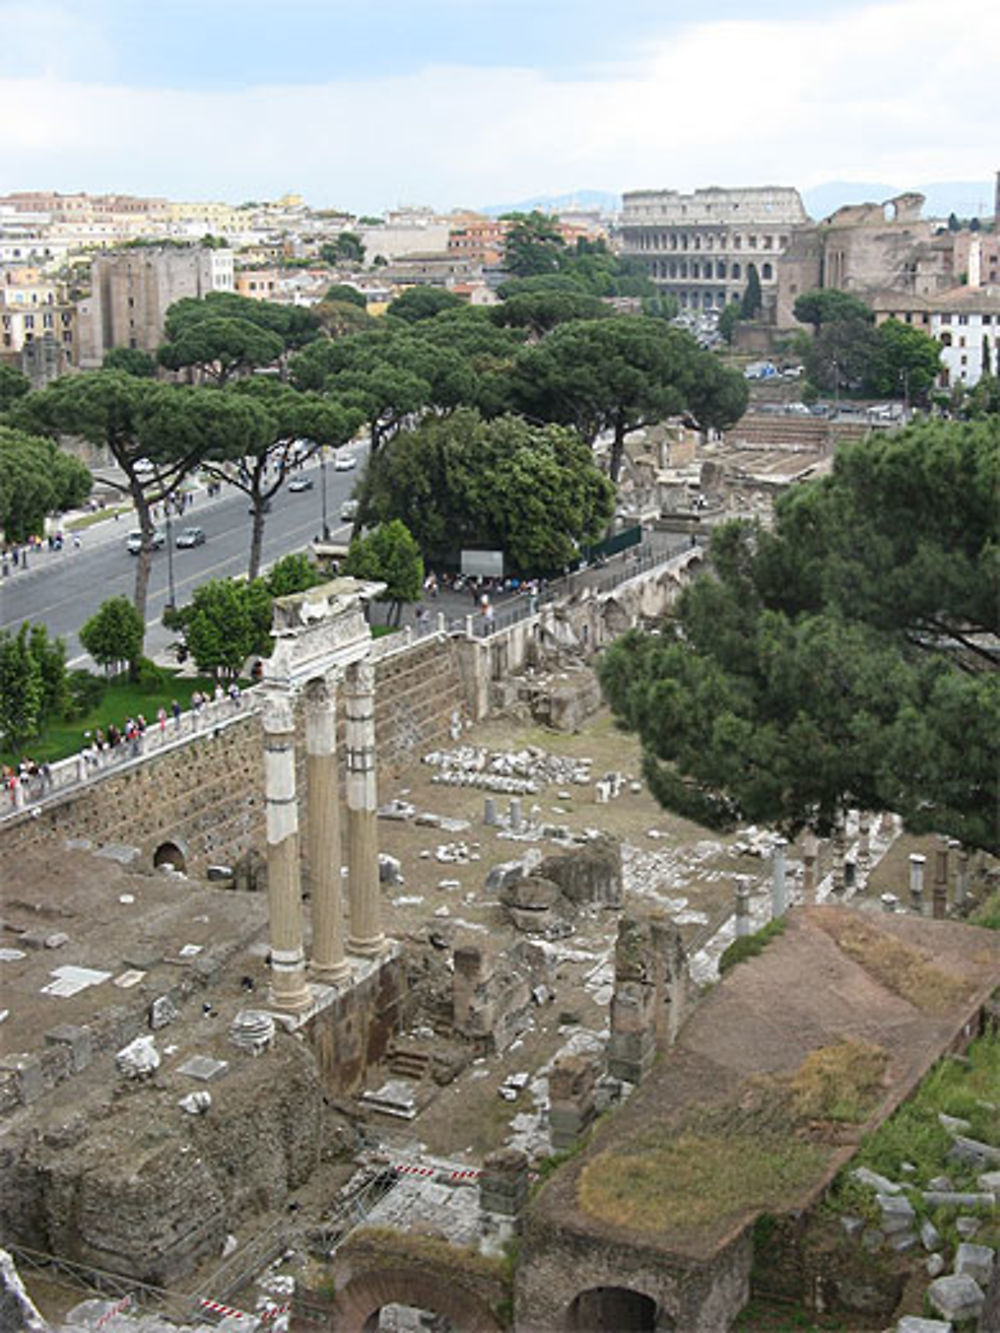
[62,331,73,343]
[762,263,773,280]
[43,312,53,328]
[24,314,34,329]
[733,235,742,250]
[941,314,952,324]
[732,262,741,280]
[748,235,757,248]
[983,315,991,325]
[958,315,968,325]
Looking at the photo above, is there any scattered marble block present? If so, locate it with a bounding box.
[953,1241,995,1287]
[926,1273,984,1324]
[177,1054,229,1082]
[44,1024,92,1073]
[115,1036,160,1080]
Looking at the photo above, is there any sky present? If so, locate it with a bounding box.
[1,0,996,215]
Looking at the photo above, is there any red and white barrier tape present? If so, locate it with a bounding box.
[96,1295,132,1328]
[199,1297,290,1323]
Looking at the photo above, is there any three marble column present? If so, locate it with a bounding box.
[261,658,384,1011]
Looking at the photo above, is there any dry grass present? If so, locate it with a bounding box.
[578,1129,827,1238]
[577,1040,889,1241]
[787,1040,888,1124]
[816,915,970,1015]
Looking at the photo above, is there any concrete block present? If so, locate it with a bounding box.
[0,1053,45,1104]
[926,1273,984,1324]
[44,1024,93,1072]
[953,1241,995,1287]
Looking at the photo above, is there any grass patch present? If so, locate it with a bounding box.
[969,889,1000,931]
[719,917,787,975]
[1,670,242,766]
[815,914,970,1015]
[787,1040,889,1124]
[579,1128,827,1236]
[577,1040,892,1240]
[829,1031,1000,1212]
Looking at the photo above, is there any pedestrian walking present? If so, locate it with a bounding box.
[171,699,182,729]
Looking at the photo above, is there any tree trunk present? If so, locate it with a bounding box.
[609,410,626,485]
[130,487,155,649]
[248,509,266,582]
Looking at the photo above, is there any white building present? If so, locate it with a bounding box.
[931,285,1000,389]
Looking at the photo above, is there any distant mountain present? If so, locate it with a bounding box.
[480,189,620,217]
[803,180,994,222]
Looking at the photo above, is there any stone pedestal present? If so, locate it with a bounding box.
[345,661,385,956]
[735,879,752,938]
[953,843,968,907]
[932,839,949,919]
[802,832,819,903]
[549,1054,598,1150]
[771,838,788,918]
[262,692,311,1012]
[909,853,926,916]
[305,678,350,982]
[479,1147,530,1218]
[857,812,871,870]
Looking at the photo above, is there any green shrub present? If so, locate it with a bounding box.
[135,657,171,691]
[719,918,787,975]
[65,670,106,719]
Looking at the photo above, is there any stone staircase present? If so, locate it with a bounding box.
[726,414,873,452]
[385,1041,432,1081]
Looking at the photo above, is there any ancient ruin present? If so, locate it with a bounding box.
[1,552,997,1333]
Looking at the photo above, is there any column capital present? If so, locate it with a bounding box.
[261,687,295,736]
[345,657,375,696]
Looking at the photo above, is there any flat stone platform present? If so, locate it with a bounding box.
[517,906,999,1331]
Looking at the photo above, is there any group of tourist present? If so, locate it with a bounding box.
[2,758,53,805]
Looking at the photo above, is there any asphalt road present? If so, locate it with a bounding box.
[0,454,363,665]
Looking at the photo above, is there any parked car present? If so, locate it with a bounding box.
[340,499,359,521]
[126,529,165,554]
[334,452,357,471]
[289,476,314,492]
[175,526,206,548]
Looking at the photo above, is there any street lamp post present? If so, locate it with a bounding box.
[320,447,330,541]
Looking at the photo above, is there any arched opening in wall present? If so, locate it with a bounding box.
[884,201,898,222]
[565,1286,665,1331]
[153,841,187,873]
[336,1267,502,1333]
[362,1305,452,1331]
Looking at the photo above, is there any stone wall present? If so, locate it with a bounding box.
[515,1217,753,1333]
[306,950,406,1097]
[0,634,469,879]
[0,1036,331,1288]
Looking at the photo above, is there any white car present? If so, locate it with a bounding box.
[126,529,165,554]
[334,453,357,471]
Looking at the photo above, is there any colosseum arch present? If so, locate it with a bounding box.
[152,839,187,872]
[565,1285,673,1331]
[328,1266,504,1333]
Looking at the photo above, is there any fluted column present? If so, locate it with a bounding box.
[305,677,350,982]
[345,659,385,955]
[262,690,312,1012]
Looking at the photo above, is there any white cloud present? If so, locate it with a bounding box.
[0,0,995,210]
